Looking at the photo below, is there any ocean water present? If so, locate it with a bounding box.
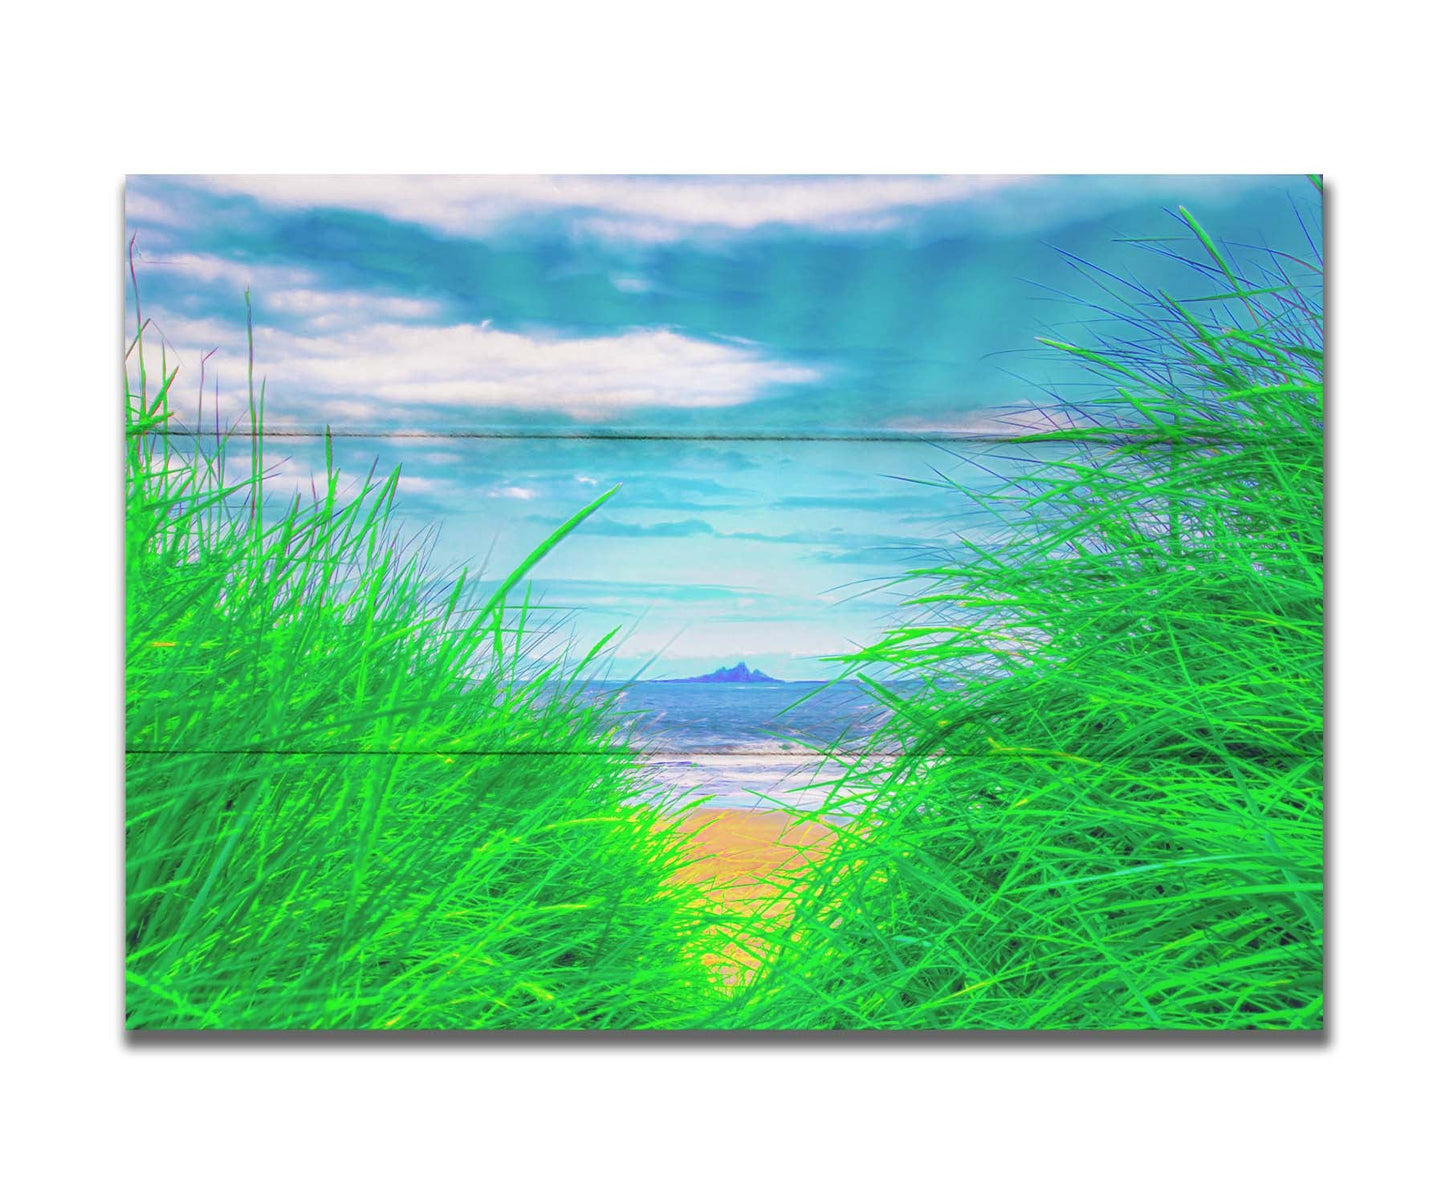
[586,680,893,812]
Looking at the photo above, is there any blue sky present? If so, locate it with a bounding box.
[125,175,1320,677]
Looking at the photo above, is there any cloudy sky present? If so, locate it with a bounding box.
[125,174,1319,677]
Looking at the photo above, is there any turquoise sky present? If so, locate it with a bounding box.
[125,175,1320,677]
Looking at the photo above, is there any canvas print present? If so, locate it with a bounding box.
[124,175,1324,1030]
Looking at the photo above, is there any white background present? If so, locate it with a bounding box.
[4,3,1440,1200]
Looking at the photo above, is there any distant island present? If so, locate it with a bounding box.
[658,661,783,684]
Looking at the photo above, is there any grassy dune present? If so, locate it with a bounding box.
[732,200,1325,1029]
[124,288,734,1029]
[125,197,1323,1030]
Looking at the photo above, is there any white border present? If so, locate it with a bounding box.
[6,3,1441,1200]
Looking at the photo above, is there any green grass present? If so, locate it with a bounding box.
[125,197,1324,1031]
[726,202,1324,1029]
[124,281,733,1030]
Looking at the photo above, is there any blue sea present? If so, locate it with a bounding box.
[585,680,894,811]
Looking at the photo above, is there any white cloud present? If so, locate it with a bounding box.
[124,187,182,229]
[266,288,438,322]
[137,306,822,424]
[192,174,1025,241]
[137,252,314,292]
[132,253,441,327]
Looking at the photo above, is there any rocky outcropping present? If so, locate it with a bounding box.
[663,661,781,684]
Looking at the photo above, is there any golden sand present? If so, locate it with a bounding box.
[667,808,837,988]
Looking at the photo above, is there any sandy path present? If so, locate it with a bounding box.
[667,808,839,988]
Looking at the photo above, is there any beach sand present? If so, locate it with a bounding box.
[668,808,838,988]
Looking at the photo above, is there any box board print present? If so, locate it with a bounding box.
[124,175,1324,1030]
